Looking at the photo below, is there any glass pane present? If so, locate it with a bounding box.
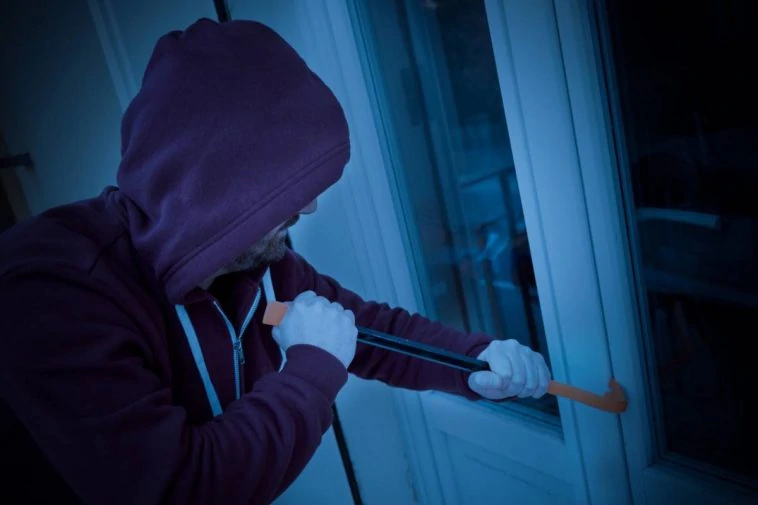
[604,0,757,482]
[356,0,557,417]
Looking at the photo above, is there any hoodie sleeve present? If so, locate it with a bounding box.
[0,269,345,505]
[284,251,494,399]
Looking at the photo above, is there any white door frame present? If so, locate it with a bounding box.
[555,2,758,504]
[298,0,635,503]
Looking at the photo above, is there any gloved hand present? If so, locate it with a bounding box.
[272,290,358,368]
[468,339,551,400]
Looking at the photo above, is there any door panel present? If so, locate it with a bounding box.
[445,434,573,505]
[424,394,573,505]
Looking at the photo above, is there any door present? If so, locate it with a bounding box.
[556,1,758,504]
[306,0,632,504]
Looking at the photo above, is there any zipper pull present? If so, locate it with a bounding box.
[234,339,245,365]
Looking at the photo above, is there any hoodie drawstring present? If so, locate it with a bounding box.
[175,268,285,416]
[174,305,223,417]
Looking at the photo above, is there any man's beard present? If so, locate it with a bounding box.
[224,216,299,274]
[225,233,287,273]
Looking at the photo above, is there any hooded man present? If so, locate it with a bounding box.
[0,18,550,505]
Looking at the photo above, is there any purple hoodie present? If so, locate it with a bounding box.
[0,18,492,505]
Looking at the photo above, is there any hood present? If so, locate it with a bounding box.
[115,18,350,304]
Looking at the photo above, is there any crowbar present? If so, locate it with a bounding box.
[262,301,627,414]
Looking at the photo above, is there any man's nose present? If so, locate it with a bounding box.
[300,200,318,214]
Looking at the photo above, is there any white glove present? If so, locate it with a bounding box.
[468,339,551,399]
[272,291,358,368]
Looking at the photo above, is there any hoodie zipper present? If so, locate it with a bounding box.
[212,287,262,400]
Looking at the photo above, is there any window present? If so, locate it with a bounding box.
[355,0,556,416]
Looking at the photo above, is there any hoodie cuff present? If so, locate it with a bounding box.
[281,345,348,403]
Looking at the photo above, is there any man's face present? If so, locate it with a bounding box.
[220,200,318,275]
[223,215,299,273]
